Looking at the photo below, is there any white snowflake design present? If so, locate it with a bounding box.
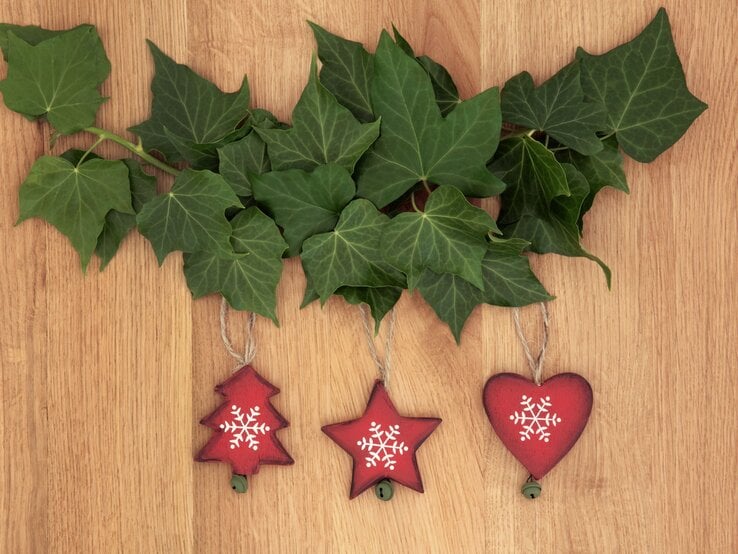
[509,394,562,443]
[356,422,409,470]
[219,404,270,451]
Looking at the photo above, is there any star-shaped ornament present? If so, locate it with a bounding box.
[322,380,441,499]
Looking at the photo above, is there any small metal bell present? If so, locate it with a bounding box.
[521,479,541,499]
[375,479,394,501]
[230,473,248,494]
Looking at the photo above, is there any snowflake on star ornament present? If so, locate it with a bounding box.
[323,380,441,500]
[196,365,293,492]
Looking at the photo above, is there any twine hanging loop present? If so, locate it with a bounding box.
[219,297,256,370]
[359,305,397,388]
[512,302,550,385]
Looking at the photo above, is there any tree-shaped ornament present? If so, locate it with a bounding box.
[483,304,592,498]
[322,308,441,500]
[196,303,293,492]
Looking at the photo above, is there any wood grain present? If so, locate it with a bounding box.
[1,0,736,552]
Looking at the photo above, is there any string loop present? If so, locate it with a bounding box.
[219,297,256,370]
[359,305,396,388]
[512,302,549,385]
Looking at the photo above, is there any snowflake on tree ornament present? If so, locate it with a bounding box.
[220,404,270,451]
[509,394,562,443]
[196,365,293,479]
[357,422,409,470]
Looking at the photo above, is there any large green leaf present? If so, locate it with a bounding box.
[256,60,380,173]
[183,208,287,323]
[356,32,504,208]
[381,185,498,290]
[557,136,628,230]
[417,238,552,342]
[17,156,133,270]
[501,62,606,155]
[136,169,242,264]
[0,26,110,134]
[490,136,610,283]
[301,199,404,301]
[391,26,461,116]
[576,8,707,162]
[252,164,355,256]
[129,41,250,163]
[59,149,158,268]
[309,21,374,123]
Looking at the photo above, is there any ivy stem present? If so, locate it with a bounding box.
[422,179,432,194]
[78,136,105,165]
[83,127,180,176]
[410,190,421,213]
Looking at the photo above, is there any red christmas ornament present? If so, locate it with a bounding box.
[483,373,592,480]
[322,380,441,499]
[196,365,293,476]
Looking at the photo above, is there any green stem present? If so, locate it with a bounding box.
[84,127,180,176]
[410,190,421,213]
[422,179,432,194]
[78,136,104,165]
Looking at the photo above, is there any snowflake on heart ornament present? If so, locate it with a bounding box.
[322,380,441,499]
[196,365,293,489]
[483,373,592,489]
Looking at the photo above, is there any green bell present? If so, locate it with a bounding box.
[374,479,394,501]
[521,479,541,499]
[230,473,248,494]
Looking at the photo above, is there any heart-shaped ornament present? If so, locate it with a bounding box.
[483,373,592,479]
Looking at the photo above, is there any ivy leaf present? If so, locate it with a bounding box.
[356,32,504,208]
[129,41,250,163]
[501,62,606,155]
[301,199,404,301]
[0,26,110,134]
[490,136,610,284]
[59,149,158,268]
[217,109,282,196]
[256,59,380,173]
[183,208,287,323]
[381,185,498,290]
[136,169,242,264]
[252,164,355,256]
[417,238,553,342]
[339,286,402,332]
[391,26,460,116]
[17,155,133,270]
[557,136,628,230]
[308,21,374,123]
[576,8,707,162]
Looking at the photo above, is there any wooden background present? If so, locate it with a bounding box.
[1,0,736,552]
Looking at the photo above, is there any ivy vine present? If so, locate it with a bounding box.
[0,8,706,341]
